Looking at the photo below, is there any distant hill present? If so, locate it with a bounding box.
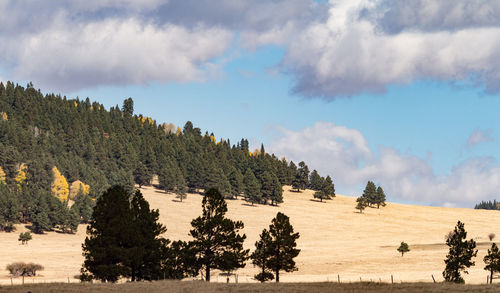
[0,81,329,232]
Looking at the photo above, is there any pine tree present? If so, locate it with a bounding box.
[122,97,134,116]
[70,192,95,223]
[228,168,244,199]
[162,240,199,279]
[250,229,274,282]
[260,171,274,204]
[375,186,386,208]
[484,243,500,284]
[244,169,261,205]
[175,170,187,202]
[133,162,152,188]
[397,241,410,256]
[355,196,367,213]
[309,170,322,191]
[361,181,377,207]
[267,212,300,282]
[292,161,309,192]
[443,221,477,283]
[188,188,249,282]
[270,174,283,206]
[18,232,32,245]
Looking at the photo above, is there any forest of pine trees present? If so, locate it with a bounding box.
[0,81,334,233]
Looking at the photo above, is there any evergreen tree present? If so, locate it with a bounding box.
[70,192,95,223]
[355,196,368,213]
[292,161,309,192]
[361,181,377,207]
[267,212,300,282]
[122,97,134,116]
[443,221,477,283]
[175,172,187,202]
[244,169,261,205]
[260,171,274,204]
[228,168,244,199]
[309,170,322,191]
[162,240,199,279]
[270,174,283,206]
[397,241,410,256]
[250,229,274,282]
[189,188,249,282]
[375,186,386,208]
[18,231,32,245]
[133,162,152,188]
[484,243,500,284]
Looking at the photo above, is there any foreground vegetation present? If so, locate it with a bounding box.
[2,281,500,293]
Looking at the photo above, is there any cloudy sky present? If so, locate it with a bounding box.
[1,0,500,207]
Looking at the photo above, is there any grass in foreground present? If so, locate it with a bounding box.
[1,281,500,293]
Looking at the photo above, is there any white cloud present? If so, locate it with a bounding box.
[281,0,500,97]
[0,18,232,92]
[269,122,500,206]
[467,128,494,148]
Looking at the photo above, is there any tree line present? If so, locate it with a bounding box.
[81,186,300,283]
[0,81,335,232]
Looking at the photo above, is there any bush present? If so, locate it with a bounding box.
[6,262,44,277]
[18,232,32,244]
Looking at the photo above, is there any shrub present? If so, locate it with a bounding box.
[18,232,32,245]
[489,233,496,241]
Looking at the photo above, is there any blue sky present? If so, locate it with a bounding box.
[1,0,500,207]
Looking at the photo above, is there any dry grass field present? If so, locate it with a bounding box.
[2,281,500,293]
[1,186,500,285]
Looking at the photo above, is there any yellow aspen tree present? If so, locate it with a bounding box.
[176,126,182,136]
[14,163,27,188]
[210,135,216,143]
[51,166,69,202]
[0,165,6,184]
[69,180,90,200]
[0,112,7,121]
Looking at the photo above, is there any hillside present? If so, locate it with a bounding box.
[1,186,499,284]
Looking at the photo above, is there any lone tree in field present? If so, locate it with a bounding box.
[489,233,496,242]
[397,241,410,256]
[484,243,500,284]
[443,221,477,283]
[82,186,168,282]
[267,212,300,282]
[250,229,274,282]
[18,232,32,245]
[189,188,249,282]
[355,196,368,213]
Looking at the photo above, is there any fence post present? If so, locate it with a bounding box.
[338,274,340,283]
[391,275,393,284]
[431,275,436,283]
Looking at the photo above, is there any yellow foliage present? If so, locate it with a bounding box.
[51,166,69,202]
[210,135,216,143]
[98,106,101,111]
[73,101,78,107]
[0,112,7,121]
[14,163,27,188]
[69,180,90,200]
[0,165,5,184]
[176,126,182,136]
[251,149,261,157]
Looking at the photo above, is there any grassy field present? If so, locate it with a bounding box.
[2,281,500,293]
[1,186,500,284]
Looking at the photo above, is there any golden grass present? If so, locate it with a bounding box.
[2,281,500,293]
[1,186,500,284]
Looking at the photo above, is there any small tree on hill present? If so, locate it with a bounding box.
[267,212,300,282]
[484,243,500,284]
[244,169,261,205]
[443,221,477,283]
[309,170,322,191]
[292,161,309,192]
[361,181,377,207]
[18,232,32,245]
[397,241,410,256]
[375,186,386,208]
[189,188,249,282]
[355,196,368,213]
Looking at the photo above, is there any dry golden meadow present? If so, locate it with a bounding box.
[1,186,500,288]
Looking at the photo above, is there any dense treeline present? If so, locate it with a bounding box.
[0,81,334,233]
[474,200,499,210]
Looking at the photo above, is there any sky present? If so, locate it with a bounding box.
[1,0,500,207]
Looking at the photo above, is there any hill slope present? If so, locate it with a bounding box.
[1,187,499,284]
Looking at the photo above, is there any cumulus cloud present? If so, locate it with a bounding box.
[269,122,500,206]
[466,128,494,148]
[282,0,500,97]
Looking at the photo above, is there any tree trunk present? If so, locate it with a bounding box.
[205,266,210,282]
[131,266,136,282]
[275,269,279,283]
[491,269,494,284]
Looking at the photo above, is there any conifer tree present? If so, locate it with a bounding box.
[260,171,274,204]
[309,170,322,191]
[228,168,244,199]
[18,231,32,245]
[162,240,199,279]
[443,221,477,283]
[361,181,377,207]
[292,161,309,192]
[375,186,386,208]
[484,243,500,284]
[189,188,249,282]
[355,196,367,213]
[244,169,261,205]
[122,97,134,116]
[266,212,300,282]
[70,192,95,223]
[250,229,274,282]
[270,174,283,206]
[175,172,187,202]
[133,162,152,188]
